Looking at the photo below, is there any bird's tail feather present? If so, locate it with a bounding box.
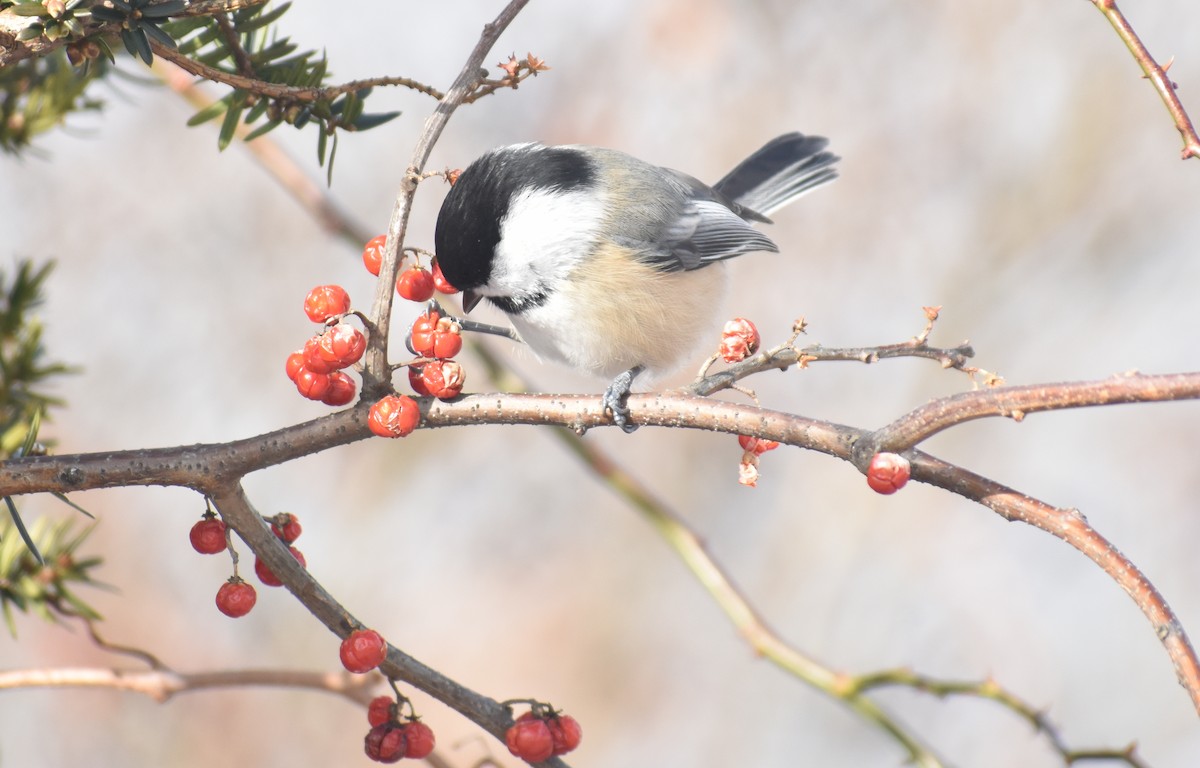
[715,132,839,218]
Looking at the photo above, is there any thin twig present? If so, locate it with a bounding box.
[848,668,1148,767]
[148,39,445,101]
[856,371,1200,460]
[1087,0,1200,160]
[0,665,380,705]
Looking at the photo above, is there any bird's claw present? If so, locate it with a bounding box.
[603,366,644,433]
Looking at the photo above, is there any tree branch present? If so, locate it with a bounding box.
[1088,0,1200,160]
[208,482,573,768]
[0,665,380,705]
[360,0,532,393]
[3,372,1198,717]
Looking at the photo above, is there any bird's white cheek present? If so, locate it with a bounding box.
[487,188,605,299]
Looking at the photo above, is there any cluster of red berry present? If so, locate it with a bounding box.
[364,234,470,438]
[363,695,436,763]
[360,234,458,298]
[715,317,783,487]
[285,284,367,406]
[336,628,439,763]
[191,509,310,618]
[504,706,583,762]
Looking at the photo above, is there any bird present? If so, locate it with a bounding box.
[433,132,839,431]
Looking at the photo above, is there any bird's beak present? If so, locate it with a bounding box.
[462,289,483,313]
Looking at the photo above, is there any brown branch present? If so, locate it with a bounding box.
[148,39,444,101]
[858,371,1200,461]
[848,668,1148,768]
[208,482,573,768]
[0,665,380,706]
[691,337,977,398]
[3,373,1198,719]
[1088,0,1200,160]
[907,451,1200,719]
[359,0,532,393]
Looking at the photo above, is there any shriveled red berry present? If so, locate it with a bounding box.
[738,457,760,488]
[316,324,366,368]
[506,715,554,763]
[402,721,436,759]
[367,696,395,728]
[254,546,306,588]
[364,722,407,763]
[294,367,332,400]
[419,359,465,400]
[363,235,387,277]
[304,284,351,324]
[407,365,432,397]
[396,266,436,303]
[270,513,302,544]
[547,713,582,756]
[215,578,256,618]
[719,317,760,363]
[738,434,780,455]
[367,395,420,438]
[189,516,226,555]
[409,311,462,359]
[866,452,911,495]
[285,350,305,382]
[341,628,387,674]
[321,371,357,406]
[430,258,458,294]
[301,336,336,375]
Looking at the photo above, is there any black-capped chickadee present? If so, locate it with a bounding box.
[433,132,839,431]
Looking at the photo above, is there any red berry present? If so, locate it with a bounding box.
[367,696,395,728]
[367,395,420,438]
[341,628,387,674]
[419,359,465,400]
[866,452,911,495]
[402,721,436,759]
[254,546,306,588]
[407,365,432,397]
[303,284,351,324]
[189,516,226,555]
[316,324,366,368]
[719,317,760,363]
[364,722,407,763]
[215,579,257,618]
[409,311,462,359]
[285,350,305,382]
[396,266,436,303]
[506,715,554,763]
[321,371,357,406]
[302,336,336,374]
[547,714,582,756]
[738,434,780,455]
[363,235,387,277]
[294,367,332,400]
[430,258,459,294]
[270,513,302,544]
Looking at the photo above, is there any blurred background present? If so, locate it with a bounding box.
[3,0,1200,765]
